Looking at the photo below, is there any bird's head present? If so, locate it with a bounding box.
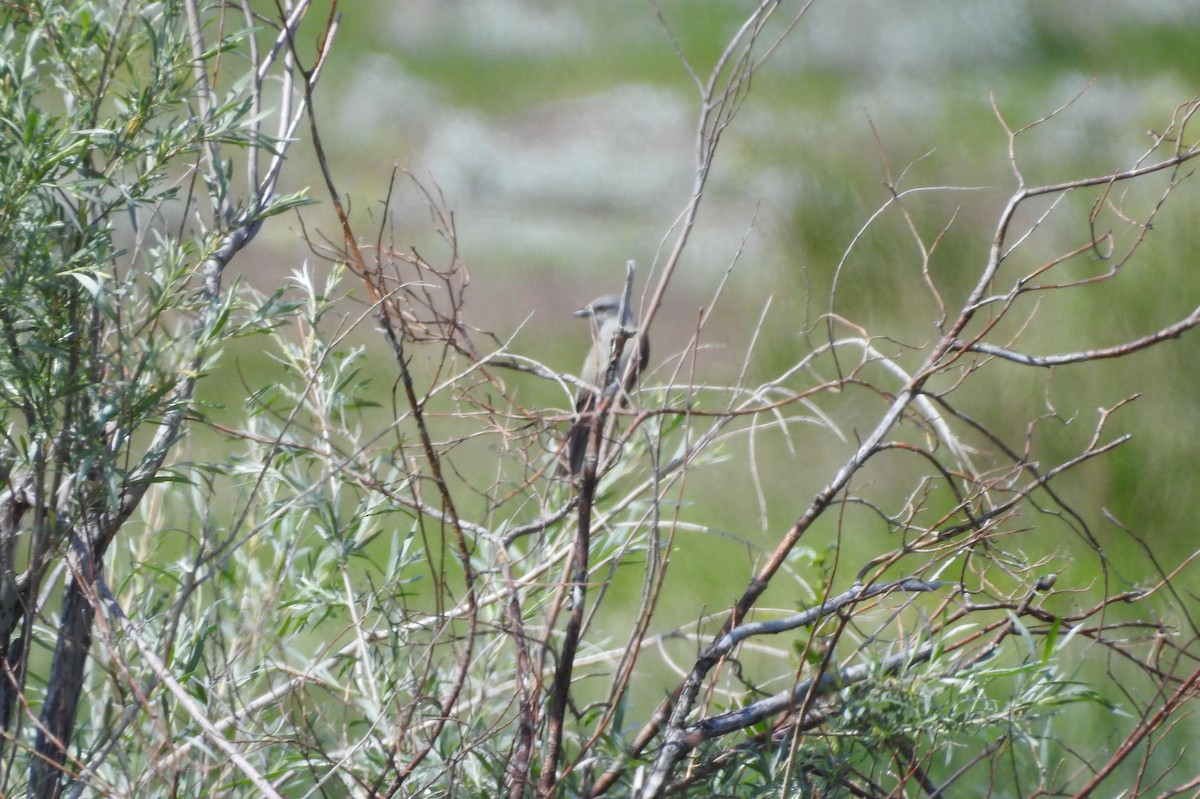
[574,294,629,329]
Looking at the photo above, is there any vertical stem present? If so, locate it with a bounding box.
[30,576,94,799]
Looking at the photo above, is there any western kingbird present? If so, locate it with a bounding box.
[566,294,649,476]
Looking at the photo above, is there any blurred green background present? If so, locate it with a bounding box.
[234,1,1200,570]
[218,0,1200,762]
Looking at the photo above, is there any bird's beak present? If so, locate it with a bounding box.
[573,306,591,318]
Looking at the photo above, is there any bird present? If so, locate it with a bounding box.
[565,294,650,477]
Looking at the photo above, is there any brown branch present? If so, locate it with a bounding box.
[1070,665,1200,798]
[296,17,479,796]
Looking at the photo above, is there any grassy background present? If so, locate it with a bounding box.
[209,0,1200,769]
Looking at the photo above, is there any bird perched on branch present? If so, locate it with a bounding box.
[565,294,649,477]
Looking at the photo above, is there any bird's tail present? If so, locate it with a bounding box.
[564,415,591,477]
